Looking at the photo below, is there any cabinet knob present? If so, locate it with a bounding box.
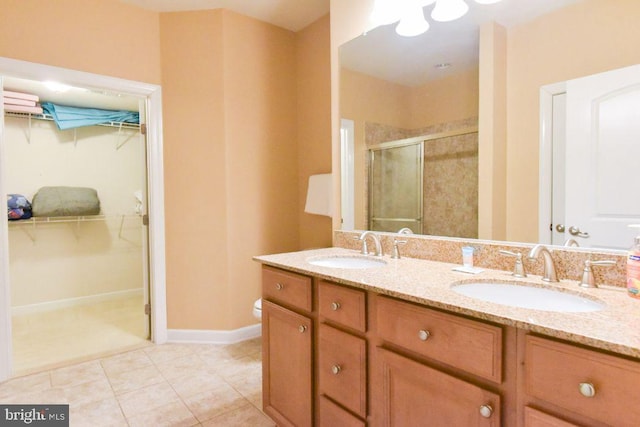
[298,325,307,333]
[330,302,341,311]
[331,364,342,375]
[418,330,431,341]
[479,405,493,418]
[275,283,284,290]
[579,382,596,398]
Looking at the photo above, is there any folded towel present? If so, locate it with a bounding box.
[41,102,139,130]
[3,90,39,102]
[31,186,100,217]
[3,97,36,107]
[4,104,44,114]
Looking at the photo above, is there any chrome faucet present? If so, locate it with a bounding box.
[528,244,559,282]
[357,231,383,256]
[397,227,414,235]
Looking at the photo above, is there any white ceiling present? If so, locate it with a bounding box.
[117,0,330,32]
[341,0,585,87]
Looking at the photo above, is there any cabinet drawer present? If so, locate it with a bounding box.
[319,396,365,427]
[318,281,366,332]
[374,347,501,426]
[318,324,367,418]
[526,335,640,427]
[262,266,312,312]
[523,407,579,427]
[376,296,502,383]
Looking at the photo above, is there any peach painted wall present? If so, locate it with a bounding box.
[0,0,161,84]
[160,10,301,330]
[505,0,640,242]
[222,11,299,329]
[408,67,479,129]
[296,15,333,250]
[159,10,230,330]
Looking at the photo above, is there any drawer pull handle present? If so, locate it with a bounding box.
[479,405,493,418]
[418,330,431,341]
[579,382,596,398]
[331,364,342,375]
[330,302,341,311]
[298,325,307,333]
[275,283,284,290]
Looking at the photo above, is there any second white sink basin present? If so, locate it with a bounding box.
[307,255,387,269]
[451,282,605,312]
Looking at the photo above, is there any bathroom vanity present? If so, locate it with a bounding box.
[255,245,640,427]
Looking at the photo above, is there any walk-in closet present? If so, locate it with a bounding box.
[2,77,149,375]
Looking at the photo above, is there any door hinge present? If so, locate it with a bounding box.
[142,214,149,226]
[140,123,147,135]
[144,303,151,315]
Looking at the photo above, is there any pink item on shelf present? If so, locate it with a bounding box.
[3,90,39,102]
[4,104,44,114]
[3,97,36,107]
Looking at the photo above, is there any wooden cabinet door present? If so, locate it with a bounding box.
[373,347,501,427]
[262,300,313,427]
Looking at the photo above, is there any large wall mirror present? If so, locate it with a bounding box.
[339,0,640,251]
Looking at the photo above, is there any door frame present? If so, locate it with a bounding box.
[538,81,566,244]
[0,57,168,380]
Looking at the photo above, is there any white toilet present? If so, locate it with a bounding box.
[253,298,262,320]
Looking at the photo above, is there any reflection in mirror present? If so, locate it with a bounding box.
[339,0,638,251]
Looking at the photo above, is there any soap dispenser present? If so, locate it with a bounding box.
[627,225,640,299]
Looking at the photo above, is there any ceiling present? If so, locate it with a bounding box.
[340,0,585,87]
[117,0,330,32]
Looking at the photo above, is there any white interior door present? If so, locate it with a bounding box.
[340,119,355,231]
[564,64,640,249]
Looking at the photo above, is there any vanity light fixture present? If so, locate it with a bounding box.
[396,2,430,37]
[431,0,470,22]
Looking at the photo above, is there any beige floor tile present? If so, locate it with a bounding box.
[201,403,276,427]
[182,382,250,423]
[155,353,207,380]
[50,360,107,388]
[144,343,197,365]
[70,396,128,427]
[61,377,114,406]
[107,364,165,394]
[0,386,67,405]
[116,381,181,419]
[100,348,153,376]
[0,371,51,400]
[126,400,199,427]
[213,355,262,380]
[167,371,228,400]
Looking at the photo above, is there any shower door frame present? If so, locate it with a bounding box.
[368,136,425,234]
[0,57,168,381]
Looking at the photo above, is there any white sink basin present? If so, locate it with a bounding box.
[451,282,605,312]
[307,255,387,269]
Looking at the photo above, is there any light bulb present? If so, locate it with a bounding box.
[370,0,403,26]
[431,0,469,22]
[396,5,430,37]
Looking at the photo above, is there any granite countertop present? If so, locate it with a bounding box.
[254,247,640,359]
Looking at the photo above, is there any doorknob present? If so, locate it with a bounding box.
[569,226,590,238]
[555,224,565,233]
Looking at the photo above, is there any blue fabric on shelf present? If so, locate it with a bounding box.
[7,194,32,220]
[41,102,139,130]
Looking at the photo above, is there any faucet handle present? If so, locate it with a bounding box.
[499,250,527,278]
[353,235,369,255]
[391,238,407,259]
[579,259,616,288]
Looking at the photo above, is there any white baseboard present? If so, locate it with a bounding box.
[11,288,143,316]
[167,323,262,345]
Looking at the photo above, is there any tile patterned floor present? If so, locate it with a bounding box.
[0,338,275,427]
